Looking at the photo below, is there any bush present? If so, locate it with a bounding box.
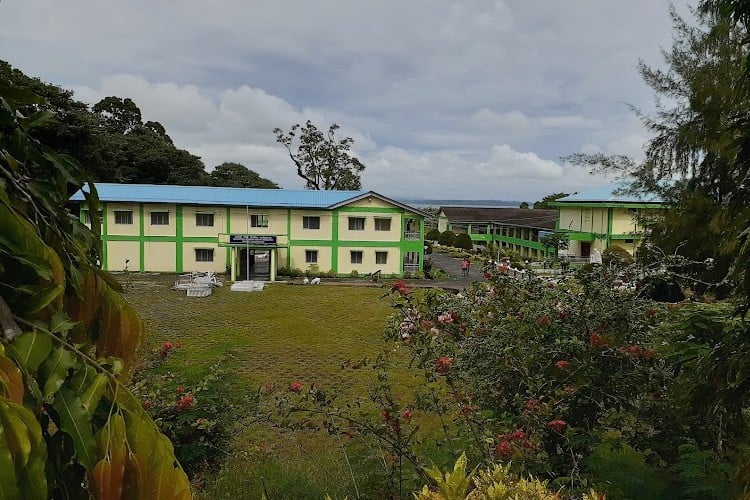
[425,228,442,241]
[453,232,474,250]
[277,266,304,277]
[602,245,635,267]
[425,241,433,255]
[438,230,456,246]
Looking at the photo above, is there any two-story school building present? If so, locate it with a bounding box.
[71,183,428,281]
[549,185,666,258]
[436,207,559,258]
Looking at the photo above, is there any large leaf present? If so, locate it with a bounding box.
[4,400,46,500]
[91,413,127,500]
[0,400,31,467]
[96,290,143,376]
[54,387,96,471]
[38,347,77,398]
[9,332,53,373]
[80,374,108,419]
[0,420,21,500]
[0,356,24,404]
[15,284,64,315]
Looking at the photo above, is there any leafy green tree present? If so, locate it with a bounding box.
[540,231,570,259]
[273,120,365,190]
[93,96,143,134]
[425,228,442,241]
[210,162,279,189]
[519,201,529,209]
[0,77,189,498]
[454,232,474,250]
[438,230,456,247]
[533,192,569,209]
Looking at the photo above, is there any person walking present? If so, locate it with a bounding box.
[461,256,471,277]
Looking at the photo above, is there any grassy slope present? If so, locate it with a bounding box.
[124,275,422,498]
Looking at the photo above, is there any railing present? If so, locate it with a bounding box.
[403,263,420,272]
[403,231,420,240]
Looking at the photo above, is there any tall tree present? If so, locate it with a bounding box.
[273,120,365,190]
[92,96,142,134]
[209,162,279,189]
[533,192,569,209]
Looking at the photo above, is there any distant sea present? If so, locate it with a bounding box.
[399,199,522,209]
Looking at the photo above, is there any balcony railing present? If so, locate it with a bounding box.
[403,231,420,240]
[403,263,420,272]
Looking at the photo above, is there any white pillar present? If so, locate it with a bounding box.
[270,249,276,282]
[230,247,237,281]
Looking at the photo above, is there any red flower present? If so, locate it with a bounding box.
[391,280,410,296]
[589,331,608,348]
[401,409,413,421]
[175,394,194,412]
[381,410,392,421]
[450,311,459,321]
[435,356,454,374]
[289,381,303,393]
[646,308,658,318]
[554,360,571,370]
[176,386,185,394]
[163,342,173,350]
[484,272,492,279]
[496,440,511,457]
[524,399,541,413]
[509,429,526,441]
[548,419,568,433]
[618,345,642,356]
[642,348,657,359]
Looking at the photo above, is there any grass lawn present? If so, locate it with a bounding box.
[123,274,429,499]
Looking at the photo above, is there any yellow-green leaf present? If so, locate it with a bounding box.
[54,387,97,470]
[9,332,53,373]
[0,419,21,500]
[38,347,77,398]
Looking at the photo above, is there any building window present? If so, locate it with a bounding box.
[151,212,169,225]
[114,210,133,225]
[195,248,214,262]
[350,251,363,264]
[251,214,268,228]
[374,218,391,231]
[81,210,102,224]
[196,213,214,227]
[303,216,320,229]
[375,251,388,265]
[305,250,318,264]
[625,239,634,244]
[348,217,365,231]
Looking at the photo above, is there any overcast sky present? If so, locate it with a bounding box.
[2,1,684,202]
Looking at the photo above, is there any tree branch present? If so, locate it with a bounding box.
[0,295,22,341]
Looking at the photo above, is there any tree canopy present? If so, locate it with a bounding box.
[274,120,365,190]
[209,162,279,189]
[533,192,569,209]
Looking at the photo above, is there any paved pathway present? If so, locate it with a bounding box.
[426,250,485,287]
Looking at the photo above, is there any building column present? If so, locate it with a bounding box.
[270,249,276,282]
[230,247,237,281]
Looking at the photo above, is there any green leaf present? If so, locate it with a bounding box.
[4,401,46,500]
[38,348,77,398]
[19,110,54,131]
[54,387,96,471]
[49,311,77,335]
[0,420,21,500]
[16,284,64,314]
[0,83,45,106]
[9,332,53,373]
[79,374,108,418]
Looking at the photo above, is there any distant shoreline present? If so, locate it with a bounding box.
[399,199,523,209]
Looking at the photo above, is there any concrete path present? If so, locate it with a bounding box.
[426,250,485,286]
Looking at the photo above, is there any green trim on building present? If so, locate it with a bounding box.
[331,211,339,272]
[106,235,219,243]
[286,209,292,268]
[225,207,231,269]
[175,205,183,273]
[606,208,613,248]
[139,203,145,272]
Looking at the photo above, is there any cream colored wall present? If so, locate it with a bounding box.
[437,213,448,232]
[289,246,333,272]
[346,198,394,209]
[558,208,580,231]
[338,214,402,242]
[106,241,140,272]
[288,211,333,240]
[337,247,401,275]
[144,204,177,237]
[559,207,608,234]
[182,242,226,273]
[106,203,139,236]
[228,208,288,244]
[182,206,226,237]
[143,241,176,272]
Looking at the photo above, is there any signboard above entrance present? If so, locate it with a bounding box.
[229,234,278,246]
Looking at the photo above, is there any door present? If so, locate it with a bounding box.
[580,242,591,258]
[238,249,270,279]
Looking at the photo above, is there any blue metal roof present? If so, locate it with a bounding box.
[555,184,666,204]
[70,183,370,209]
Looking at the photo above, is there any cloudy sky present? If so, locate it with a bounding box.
[2,1,684,202]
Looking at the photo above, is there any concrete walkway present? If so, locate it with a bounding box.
[426,250,485,286]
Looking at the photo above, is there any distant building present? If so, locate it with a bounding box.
[436,207,558,257]
[549,185,666,258]
[71,183,427,280]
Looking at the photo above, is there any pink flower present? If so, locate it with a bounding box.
[548,419,568,433]
[438,313,454,324]
[289,381,303,393]
[175,394,194,412]
[554,360,571,370]
[435,356,454,374]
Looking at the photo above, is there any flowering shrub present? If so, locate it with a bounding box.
[130,347,257,484]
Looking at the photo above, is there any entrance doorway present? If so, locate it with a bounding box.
[580,242,592,258]
[238,249,271,280]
